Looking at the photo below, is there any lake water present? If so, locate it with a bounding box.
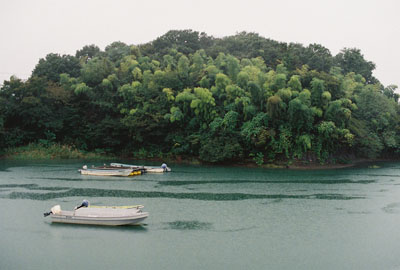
[1,160,400,270]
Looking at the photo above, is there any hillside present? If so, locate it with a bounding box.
[1,30,399,164]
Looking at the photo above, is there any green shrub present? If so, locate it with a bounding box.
[3,143,111,160]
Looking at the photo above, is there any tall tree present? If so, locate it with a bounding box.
[334,48,376,83]
[32,53,80,82]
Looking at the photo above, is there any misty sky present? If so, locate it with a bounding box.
[0,0,398,89]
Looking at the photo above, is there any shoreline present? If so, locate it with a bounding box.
[2,144,398,170]
[161,157,398,170]
[0,156,395,170]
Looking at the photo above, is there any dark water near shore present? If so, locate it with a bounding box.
[1,160,400,270]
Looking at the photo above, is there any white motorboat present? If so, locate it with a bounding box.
[78,165,143,176]
[110,162,171,173]
[44,200,148,226]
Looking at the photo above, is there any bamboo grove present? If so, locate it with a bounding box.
[1,30,399,164]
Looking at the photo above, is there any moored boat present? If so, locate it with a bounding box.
[44,200,148,226]
[110,162,171,173]
[78,165,143,176]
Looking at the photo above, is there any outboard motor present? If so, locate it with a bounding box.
[75,199,89,210]
[161,163,167,172]
[44,205,61,217]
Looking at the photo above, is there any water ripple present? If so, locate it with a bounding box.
[352,174,400,178]
[382,203,400,214]
[0,184,38,189]
[158,179,376,186]
[163,220,213,230]
[3,188,365,201]
[0,183,69,191]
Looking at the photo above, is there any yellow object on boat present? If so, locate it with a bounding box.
[129,170,142,176]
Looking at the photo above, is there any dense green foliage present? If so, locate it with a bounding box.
[1,30,399,164]
[3,143,110,160]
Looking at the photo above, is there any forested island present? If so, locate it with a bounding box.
[1,30,399,166]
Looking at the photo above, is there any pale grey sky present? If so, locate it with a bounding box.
[0,0,398,88]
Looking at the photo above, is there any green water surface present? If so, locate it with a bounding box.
[1,160,400,270]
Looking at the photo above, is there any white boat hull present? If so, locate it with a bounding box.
[110,163,171,173]
[145,167,168,173]
[49,206,148,226]
[50,212,148,226]
[79,168,137,176]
